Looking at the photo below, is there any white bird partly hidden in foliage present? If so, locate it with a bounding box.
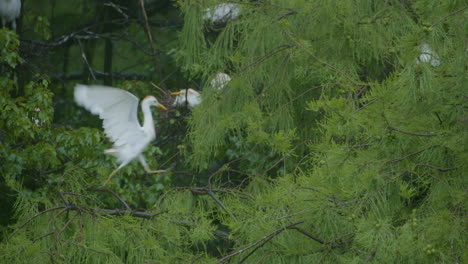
[172,73,232,108]
[204,3,240,24]
[417,43,440,67]
[210,72,231,90]
[171,88,201,108]
[74,84,168,185]
[0,0,21,30]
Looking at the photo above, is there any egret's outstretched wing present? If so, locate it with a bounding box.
[74,84,143,146]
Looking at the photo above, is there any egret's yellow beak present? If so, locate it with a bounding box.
[171,92,181,96]
[157,103,168,111]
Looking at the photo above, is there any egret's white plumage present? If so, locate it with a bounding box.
[204,3,240,24]
[0,0,21,30]
[74,84,167,185]
[171,73,231,109]
[171,88,201,108]
[210,72,231,90]
[417,43,440,67]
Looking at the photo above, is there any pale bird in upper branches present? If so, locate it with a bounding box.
[204,3,240,24]
[210,72,231,90]
[74,84,168,185]
[0,0,21,30]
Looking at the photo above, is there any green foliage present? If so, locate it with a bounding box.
[0,29,22,68]
[1,0,466,263]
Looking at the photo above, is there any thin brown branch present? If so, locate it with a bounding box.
[169,219,231,240]
[89,187,131,210]
[14,206,67,233]
[283,30,369,86]
[415,163,456,172]
[207,190,238,222]
[77,39,96,81]
[389,126,437,137]
[139,0,164,87]
[219,220,305,263]
[383,114,437,137]
[55,211,79,241]
[32,232,55,243]
[291,227,326,244]
[238,44,294,74]
[52,71,148,81]
[432,6,467,26]
[62,239,111,255]
[60,192,101,204]
[388,145,437,164]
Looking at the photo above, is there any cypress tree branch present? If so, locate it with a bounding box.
[60,192,101,204]
[290,227,326,244]
[32,232,55,243]
[219,220,305,263]
[283,30,370,86]
[55,211,79,241]
[88,187,132,210]
[61,239,112,255]
[238,44,294,74]
[207,190,239,222]
[139,0,164,88]
[388,126,437,137]
[14,206,67,233]
[52,71,148,81]
[415,164,456,172]
[77,39,97,81]
[383,114,438,137]
[388,145,437,164]
[432,6,467,26]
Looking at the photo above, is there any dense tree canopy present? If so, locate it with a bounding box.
[0,0,466,263]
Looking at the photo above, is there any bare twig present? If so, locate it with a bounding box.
[55,211,79,241]
[383,114,437,137]
[14,206,67,232]
[104,2,128,19]
[32,232,55,243]
[432,6,467,26]
[62,239,111,255]
[52,71,148,81]
[290,227,326,244]
[89,187,131,210]
[139,0,164,87]
[415,163,456,172]
[77,39,97,81]
[207,190,238,222]
[283,30,369,86]
[238,44,294,74]
[60,192,102,205]
[388,145,437,164]
[389,126,437,137]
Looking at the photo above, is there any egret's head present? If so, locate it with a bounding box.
[171,89,202,108]
[171,88,200,97]
[144,96,168,110]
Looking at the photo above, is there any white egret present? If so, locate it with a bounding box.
[0,0,21,30]
[171,88,201,108]
[204,3,240,24]
[210,72,231,90]
[74,84,168,185]
[171,73,231,109]
[417,43,440,67]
